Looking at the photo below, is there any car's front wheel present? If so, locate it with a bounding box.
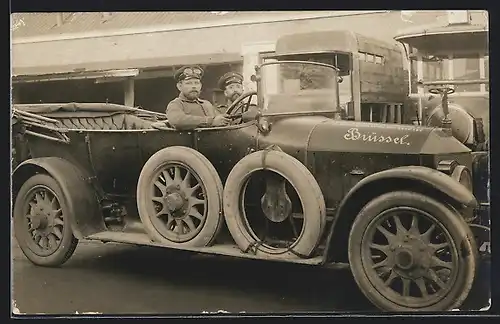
[348,191,478,311]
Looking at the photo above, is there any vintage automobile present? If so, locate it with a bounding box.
[12,60,485,312]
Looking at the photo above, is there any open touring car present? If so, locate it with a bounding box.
[11,59,489,312]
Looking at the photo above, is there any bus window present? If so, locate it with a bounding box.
[453,54,481,92]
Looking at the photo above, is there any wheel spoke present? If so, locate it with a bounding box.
[165,214,175,228]
[174,219,183,234]
[53,226,63,239]
[50,196,57,208]
[429,242,449,253]
[29,202,37,215]
[152,196,163,203]
[372,258,391,270]
[421,224,436,242]
[154,180,166,196]
[155,206,168,217]
[430,256,453,270]
[184,217,197,232]
[54,218,64,226]
[415,277,429,297]
[377,225,395,243]
[393,215,407,236]
[35,192,43,203]
[40,236,48,249]
[187,183,201,196]
[181,171,192,190]
[161,170,173,186]
[384,270,398,286]
[369,243,390,255]
[173,167,182,183]
[189,207,204,220]
[190,197,205,206]
[401,278,411,297]
[425,269,447,289]
[409,214,419,235]
[48,234,57,249]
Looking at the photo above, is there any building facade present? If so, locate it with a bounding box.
[11,10,488,113]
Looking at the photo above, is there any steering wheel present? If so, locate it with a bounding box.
[225,90,258,121]
[428,87,455,95]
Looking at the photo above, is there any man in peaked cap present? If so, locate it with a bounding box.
[216,71,259,122]
[217,71,245,113]
[165,65,231,130]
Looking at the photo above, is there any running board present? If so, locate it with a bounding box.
[85,231,327,266]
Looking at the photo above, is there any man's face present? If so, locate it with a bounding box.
[177,78,202,100]
[224,82,244,102]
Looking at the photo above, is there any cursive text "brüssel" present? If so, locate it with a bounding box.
[344,128,411,145]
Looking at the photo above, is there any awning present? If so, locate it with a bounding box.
[12,53,242,78]
[12,69,139,83]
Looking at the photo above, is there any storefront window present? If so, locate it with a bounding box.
[453,54,481,92]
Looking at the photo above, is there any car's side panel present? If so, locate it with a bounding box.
[86,132,144,195]
[310,151,421,208]
[138,130,195,163]
[196,123,259,183]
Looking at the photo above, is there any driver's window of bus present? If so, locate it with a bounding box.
[422,55,448,82]
[453,54,481,92]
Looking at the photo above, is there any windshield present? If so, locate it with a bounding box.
[259,60,339,113]
[409,52,488,94]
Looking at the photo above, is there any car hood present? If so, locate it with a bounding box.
[263,116,471,155]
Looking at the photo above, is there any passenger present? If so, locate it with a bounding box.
[166,65,231,130]
[217,71,259,122]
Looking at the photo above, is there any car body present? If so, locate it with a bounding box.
[11,60,489,312]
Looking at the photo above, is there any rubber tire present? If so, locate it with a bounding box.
[223,149,326,259]
[348,191,478,311]
[137,146,224,247]
[13,174,78,267]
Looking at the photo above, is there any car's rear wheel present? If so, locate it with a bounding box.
[223,149,326,259]
[137,146,224,247]
[348,191,478,311]
[13,174,78,267]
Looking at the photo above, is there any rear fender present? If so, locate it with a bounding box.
[323,165,477,263]
[12,157,106,239]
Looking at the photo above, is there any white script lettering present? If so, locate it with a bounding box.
[344,128,411,146]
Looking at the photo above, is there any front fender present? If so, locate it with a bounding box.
[344,165,478,208]
[12,157,106,239]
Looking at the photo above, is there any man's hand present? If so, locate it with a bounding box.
[212,114,231,127]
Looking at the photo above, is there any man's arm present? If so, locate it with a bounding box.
[165,100,214,130]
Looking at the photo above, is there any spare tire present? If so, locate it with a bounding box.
[137,146,224,247]
[223,149,326,259]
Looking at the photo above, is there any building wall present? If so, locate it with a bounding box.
[12,11,448,75]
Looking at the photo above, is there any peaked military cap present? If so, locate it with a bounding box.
[218,71,244,90]
[174,65,204,82]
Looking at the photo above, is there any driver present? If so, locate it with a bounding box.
[217,71,259,122]
[217,72,245,113]
[165,66,231,130]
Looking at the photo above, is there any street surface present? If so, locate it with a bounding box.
[12,237,376,315]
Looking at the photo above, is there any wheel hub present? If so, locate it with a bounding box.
[31,204,54,237]
[394,249,414,270]
[391,235,432,279]
[164,185,189,218]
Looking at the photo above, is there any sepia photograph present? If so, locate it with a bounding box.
[10,9,491,316]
